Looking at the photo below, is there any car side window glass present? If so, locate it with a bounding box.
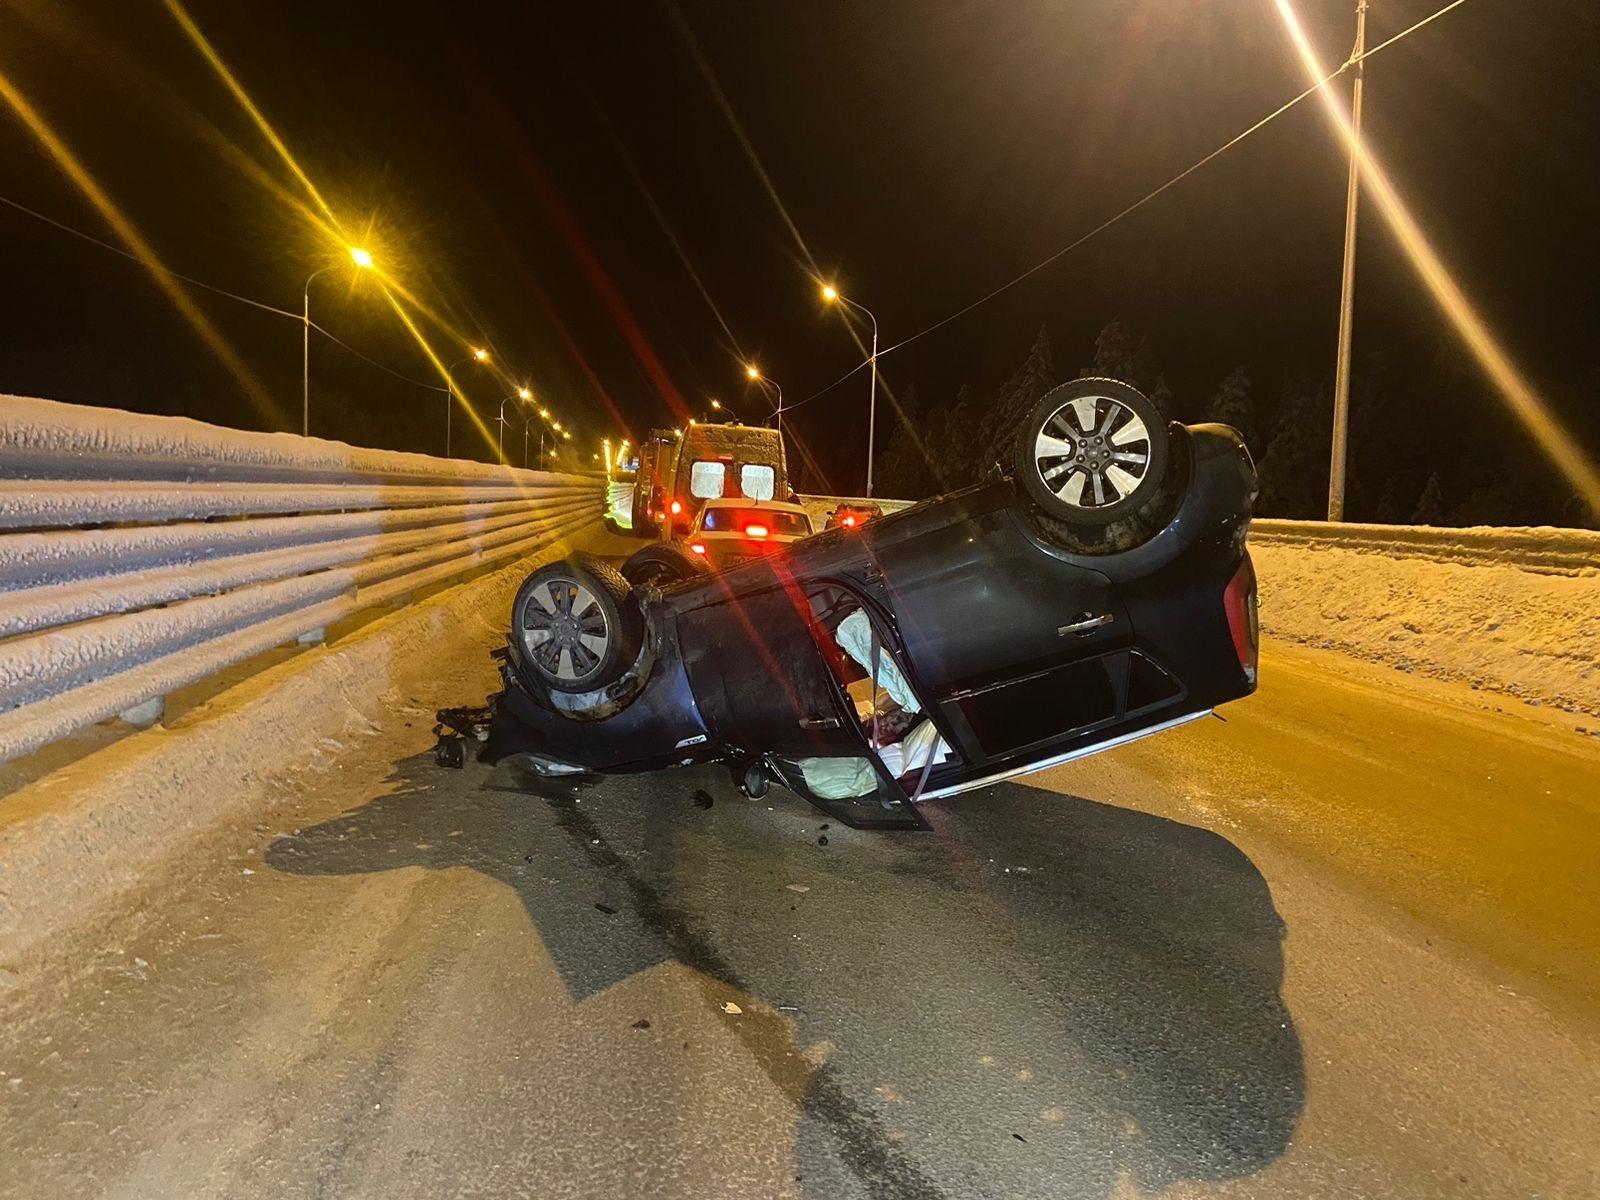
[689,460,726,499]
[740,463,775,501]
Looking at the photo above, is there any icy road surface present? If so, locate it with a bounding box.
[2,641,1597,1198]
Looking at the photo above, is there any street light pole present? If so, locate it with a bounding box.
[822,285,881,497]
[302,265,333,438]
[443,348,490,459]
[745,365,784,436]
[1327,0,1367,522]
[303,247,374,440]
[497,387,532,463]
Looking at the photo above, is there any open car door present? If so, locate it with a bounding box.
[679,572,928,830]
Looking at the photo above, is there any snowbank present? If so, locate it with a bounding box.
[0,532,592,969]
[1252,541,1600,716]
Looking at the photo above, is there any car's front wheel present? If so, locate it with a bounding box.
[511,558,643,693]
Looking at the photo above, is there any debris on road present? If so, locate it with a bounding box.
[817,835,829,846]
[435,705,494,741]
[693,790,714,810]
[720,1001,742,1015]
[594,903,617,916]
[433,737,465,769]
[631,1018,651,1030]
[786,883,810,894]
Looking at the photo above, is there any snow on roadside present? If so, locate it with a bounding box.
[1252,542,1600,716]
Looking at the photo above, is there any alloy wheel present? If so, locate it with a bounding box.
[1033,392,1152,510]
[522,577,611,684]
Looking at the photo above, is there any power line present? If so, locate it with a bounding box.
[307,321,444,391]
[0,189,444,391]
[788,0,1476,410]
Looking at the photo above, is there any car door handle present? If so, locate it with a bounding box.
[1058,612,1114,636]
[799,715,842,730]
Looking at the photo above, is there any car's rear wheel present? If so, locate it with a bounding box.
[1018,379,1169,524]
[620,542,710,588]
[1015,378,1181,554]
[512,558,643,693]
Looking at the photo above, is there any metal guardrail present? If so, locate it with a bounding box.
[795,494,916,527]
[0,394,605,762]
[796,495,1594,575]
[1249,518,1599,576]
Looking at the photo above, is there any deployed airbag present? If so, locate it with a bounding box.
[835,611,920,713]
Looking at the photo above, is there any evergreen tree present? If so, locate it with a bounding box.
[1256,371,1332,518]
[875,381,932,499]
[1083,319,1136,382]
[1373,477,1402,524]
[1411,473,1445,525]
[976,327,1055,478]
[1080,320,1171,417]
[1204,366,1259,456]
[937,383,984,488]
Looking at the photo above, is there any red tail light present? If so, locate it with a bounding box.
[669,499,683,515]
[689,542,706,555]
[842,515,858,527]
[744,523,769,539]
[1223,555,1259,687]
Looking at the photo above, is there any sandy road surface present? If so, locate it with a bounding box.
[2,598,1596,1197]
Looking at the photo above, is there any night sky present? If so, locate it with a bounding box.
[2,0,1596,494]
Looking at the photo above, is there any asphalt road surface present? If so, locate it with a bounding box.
[2,594,1597,1197]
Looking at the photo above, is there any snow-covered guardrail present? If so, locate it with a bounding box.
[0,394,605,763]
[1249,519,1598,577]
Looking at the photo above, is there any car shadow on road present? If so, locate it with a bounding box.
[268,753,1303,1198]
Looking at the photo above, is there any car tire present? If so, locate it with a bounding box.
[1026,425,1190,555]
[511,557,644,694]
[620,542,710,588]
[1016,378,1170,529]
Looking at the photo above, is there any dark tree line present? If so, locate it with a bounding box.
[874,320,1597,529]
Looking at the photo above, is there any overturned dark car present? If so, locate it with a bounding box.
[483,379,1259,830]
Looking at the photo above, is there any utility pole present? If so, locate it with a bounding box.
[1327,0,1367,522]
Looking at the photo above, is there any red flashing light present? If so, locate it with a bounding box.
[842,515,858,527]
[689,542,707,555]
[744,523,769,539]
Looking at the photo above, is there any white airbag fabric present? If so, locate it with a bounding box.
[834,611,920,714]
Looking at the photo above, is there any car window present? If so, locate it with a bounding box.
[740,463,776,501]
[699,507,811,535]
[688,460,726,499]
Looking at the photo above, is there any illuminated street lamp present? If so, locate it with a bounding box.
[444,347,490,457]
[498,385,533,460]
[822,282,881,497]
[744,364,783,438]
[302,246,374,438]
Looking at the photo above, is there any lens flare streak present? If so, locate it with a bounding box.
[1273,0,1600,511]
[0,68,282,425]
